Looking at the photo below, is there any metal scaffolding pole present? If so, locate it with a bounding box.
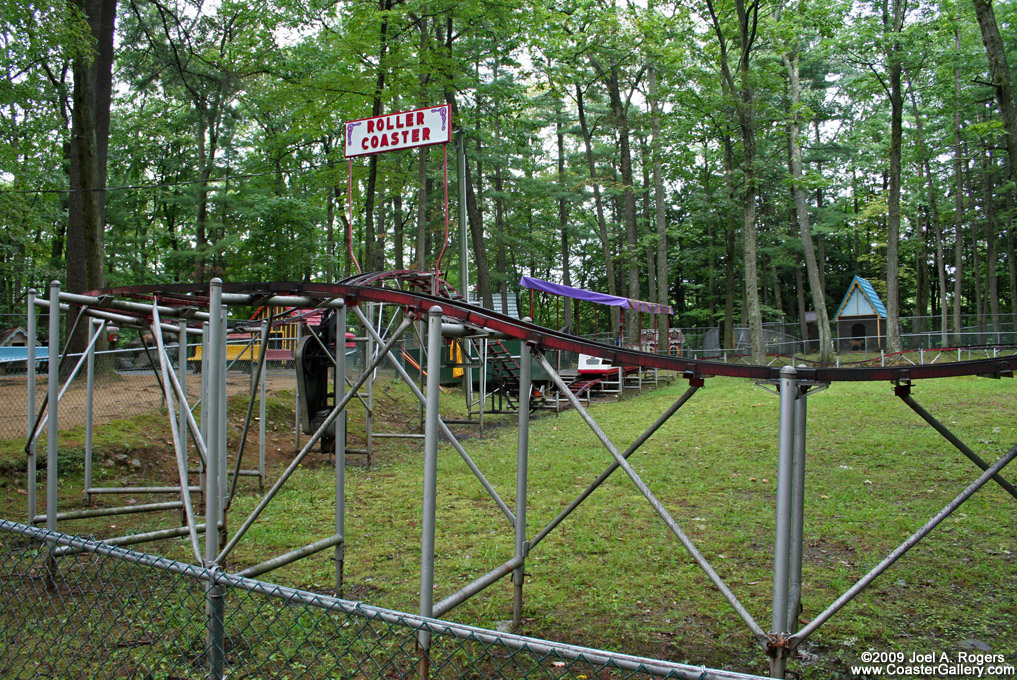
[787,387,808,630]
[529,381,703,552]
[366,302,375,465]
[259,320,267,489]
[178,320,191,507]
[769,366,798,678]
[513,334,531,629]
[205,279,225,680]
[26,289,37,523]
[294,322,302,449]
[790,440,1017,650]
[898,388,1017,500]
[335,303,347,596]
[45,281,60,586]
[150,303,202,564]
[216,311,408,565]
[418,305,443,679]
[83,319,99,506]
[226,318,272,505]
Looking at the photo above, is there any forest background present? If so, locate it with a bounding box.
[2,0,1017,364]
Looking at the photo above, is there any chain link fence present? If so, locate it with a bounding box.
[0,520,762,680]
[0,339,289,442]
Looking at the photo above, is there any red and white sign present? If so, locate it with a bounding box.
[344,104,451,158]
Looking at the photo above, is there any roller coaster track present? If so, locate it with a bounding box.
[88,276,1017,383]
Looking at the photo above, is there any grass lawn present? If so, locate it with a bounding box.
[2,371,1015,678]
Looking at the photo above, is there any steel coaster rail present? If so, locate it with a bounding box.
[83,280,1017,382]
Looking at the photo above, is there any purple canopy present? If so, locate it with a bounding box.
[519,276,673,315]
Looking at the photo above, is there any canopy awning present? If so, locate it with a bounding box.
[519,276,673,315]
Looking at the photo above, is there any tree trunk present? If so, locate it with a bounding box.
[884,0,905,354]
[445,93,492,308]
[555,101,572,333]
[982,149,1000,335]
[594,58,640,346]
[649,65,670,350]
[576,85,620,338]
[908,87,950,346]
[953,26,966,344]
[67,0,115,295]
[722,136,736,350]
[783,51,833,363]
[706,0,763,362]
[972,0,1017,188]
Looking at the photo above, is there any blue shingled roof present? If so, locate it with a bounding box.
[834,276,887,319]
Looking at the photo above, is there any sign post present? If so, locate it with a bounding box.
[344,104,452,294]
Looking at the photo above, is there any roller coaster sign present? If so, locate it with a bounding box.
[344,104,451,158]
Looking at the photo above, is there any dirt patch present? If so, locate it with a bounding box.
[0,369,296,441]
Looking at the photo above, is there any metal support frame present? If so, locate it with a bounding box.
[789,440,1017,651]
[353,306,514,525]
[896,383,1017,500]
[24,278,1017,680]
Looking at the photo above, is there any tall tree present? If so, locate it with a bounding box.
[66,0,116,298]
[704,0,765,362]
[971,0,1017,186]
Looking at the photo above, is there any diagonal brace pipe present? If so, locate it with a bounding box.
[529,381,702,551]
[215,312,412,564]
[150,304,203,564]
[536,351,768,642]
[789,440,1017,649]
[898,391,1017,501]
[353,305,516,526]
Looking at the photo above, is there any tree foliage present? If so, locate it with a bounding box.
[0,0,1015,354]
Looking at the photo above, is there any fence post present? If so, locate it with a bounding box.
[770,365,797,678]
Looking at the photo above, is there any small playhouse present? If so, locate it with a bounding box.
[834,275,887,351]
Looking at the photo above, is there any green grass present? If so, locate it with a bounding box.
[2,373,1016,678]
